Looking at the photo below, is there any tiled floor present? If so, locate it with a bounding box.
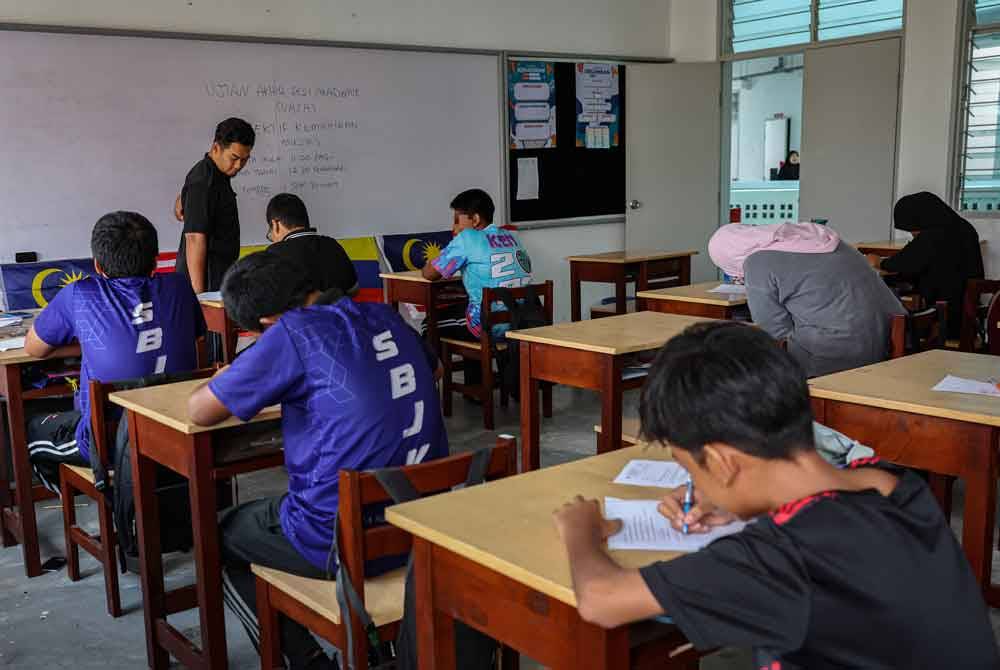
[1,386,998,669]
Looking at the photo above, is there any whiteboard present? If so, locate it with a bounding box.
[0,30,502,262]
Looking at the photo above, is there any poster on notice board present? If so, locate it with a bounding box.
[508,60,557,149]
[575,63,621,149]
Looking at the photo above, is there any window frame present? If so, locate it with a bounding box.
[953,1,1000,217]
[720,0,906,60]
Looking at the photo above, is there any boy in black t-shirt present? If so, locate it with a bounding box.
[554,322,999,669]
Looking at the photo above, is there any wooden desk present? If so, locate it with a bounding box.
[855,240,906,256]
[567,249,698,322]
[387,445,699,670]
[112,380,284,670]
[199,298,238,365]
[809,349,1000,606]
[637,281,747,320]
[380,270,466,354]
[507,311,717,471]
[0,314,80,577]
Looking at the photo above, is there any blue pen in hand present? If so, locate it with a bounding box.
[681,479,694,535]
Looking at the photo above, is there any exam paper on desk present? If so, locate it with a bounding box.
[605,498,746,552]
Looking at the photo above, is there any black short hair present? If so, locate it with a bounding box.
[450,189,495,224]
[90,211,159,278]
[214,117,256,149]
[639,322,814,462]
[266,193,309,231]
[220,251,314,332]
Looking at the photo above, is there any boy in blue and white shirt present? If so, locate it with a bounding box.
[189,251,448,670]
[422,189,532,339]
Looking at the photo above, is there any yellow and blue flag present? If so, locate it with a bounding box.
[0,259,93,310]
[380,231,454,273]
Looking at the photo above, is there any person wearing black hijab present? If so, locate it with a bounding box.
[870,191,983,338]
[777,150,800,180]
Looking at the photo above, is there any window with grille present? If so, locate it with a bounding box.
[959,25,1000,212]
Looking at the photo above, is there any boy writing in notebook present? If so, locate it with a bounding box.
[554,322,999,669]
[421,188,532,340]
[188,252,447,670]
[24,211,205,490]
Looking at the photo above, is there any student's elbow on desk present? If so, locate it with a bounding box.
[188,383,232,426]
[24,328,55,358]
[421,263,441,281]
[574,570,664,630]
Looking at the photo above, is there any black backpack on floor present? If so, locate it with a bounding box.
[492,286,549,400]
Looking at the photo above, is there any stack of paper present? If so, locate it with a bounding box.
[613,459,689,488]
[0,337,26,352]
[708,284,746,295]
[0,316,24,328]
[931,375,1000,398]
[605,498,746,552]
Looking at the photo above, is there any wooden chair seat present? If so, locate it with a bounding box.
[63,464,96,485]
[252,565,407,627]
[590,300,637,319]
[440,337,507,352]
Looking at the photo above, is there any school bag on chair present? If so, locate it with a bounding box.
[492,285,549,401]
[333,448,499,670]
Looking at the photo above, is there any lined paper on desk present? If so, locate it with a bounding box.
[613,460,689,488]
[605,498,746,552]
[0,337,26,351]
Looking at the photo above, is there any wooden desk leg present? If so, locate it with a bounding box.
[414,538,457,670]
[636,262,649,313]
[678,257,692,286]
[189,438,229,670]
[128,412,171,670]
[222,316,238,365]
[0,392,14,547]
[615,269,627,316]
[962,431,999,600]
[520,344,541,472]
[570,262,582,322]
[5,364,42,577]
[598,356,624,455]
[572,625,630,670]
[425,284,441,356]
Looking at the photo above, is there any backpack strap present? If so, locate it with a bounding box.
[332,449,493,670]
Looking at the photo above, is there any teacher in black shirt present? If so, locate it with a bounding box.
[176,117,255,295]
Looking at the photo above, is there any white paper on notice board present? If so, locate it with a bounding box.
[516,157,540,200]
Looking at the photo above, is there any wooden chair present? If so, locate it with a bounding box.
[253,436,518,670]
[59,368,214,618]
[960,279,1000,352]
[440,281,554,430]
[906,301,948,354]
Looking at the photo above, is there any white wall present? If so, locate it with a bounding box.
[894,0,962,199]
[0,0,671,58]
[519,224,625,323]
[668,0,719,62]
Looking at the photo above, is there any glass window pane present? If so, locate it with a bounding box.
[732,0,812,53]
[976,0,1000,25]
[817,0,903,41]
[960,30,1000,211]
[728,55,803,224]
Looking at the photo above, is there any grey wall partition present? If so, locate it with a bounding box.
[799,37,902,242]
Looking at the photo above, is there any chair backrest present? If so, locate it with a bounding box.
[480,280,555,344]
[88,368,215,470]
[335,436,517,653]
[961,279,1000,352]
[908,301,948,353]
[985,292,1000,356]
[888,314,906,359]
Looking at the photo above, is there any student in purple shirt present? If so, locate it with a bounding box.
[24,211,206,491]
[188,251,448,670]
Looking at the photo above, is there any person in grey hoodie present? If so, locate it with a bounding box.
[708,222,906,377]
